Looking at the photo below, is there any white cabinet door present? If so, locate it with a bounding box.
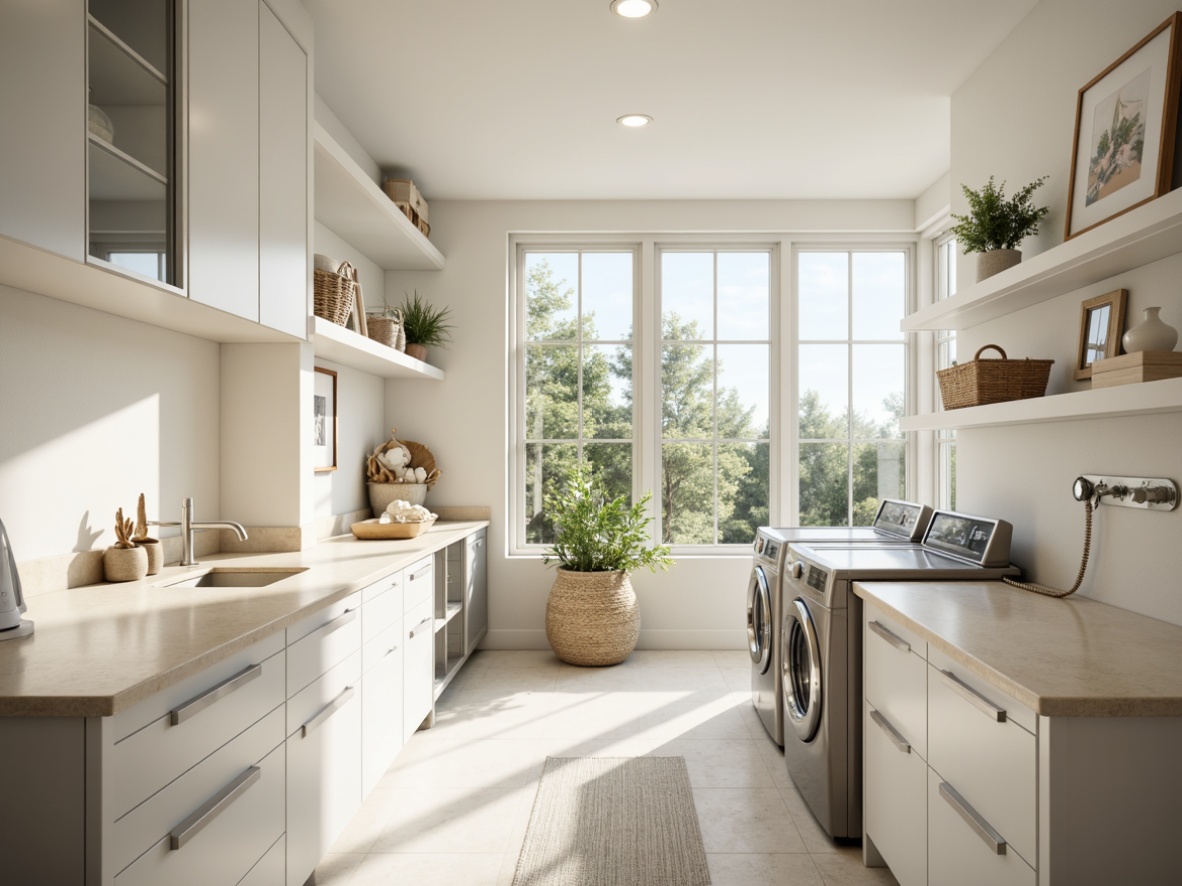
[466,529,488,654]
[287,651,363,886]
[403,597,434,741]
[362,623,404,794]
[928,768,1036,886]
[258,1,307,337]
[864,702,926,886]
[0,0,85,259]
[188,0,259,320]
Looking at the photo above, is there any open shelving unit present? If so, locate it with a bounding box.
[903,187,1182,332]
[309,316,444,380]
[431,532,487,698]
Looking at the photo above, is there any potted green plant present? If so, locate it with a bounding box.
[399,291,453,362]
[950,175,1050,281]
[542,468,673,666]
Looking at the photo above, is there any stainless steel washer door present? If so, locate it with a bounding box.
[782,596,822,741]
[747,566,772,673]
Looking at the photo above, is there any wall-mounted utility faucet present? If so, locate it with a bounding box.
[1073,475,1178,511]
[151,497,249,566]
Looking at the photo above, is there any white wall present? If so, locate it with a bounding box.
[312,358,387,521]
[0,284,220,562]
[385,198,915,649]
[951,0,1182,625]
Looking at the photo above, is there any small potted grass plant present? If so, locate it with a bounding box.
[542,467,673,666]
[399,291,453,362]
[950,175,1050,281]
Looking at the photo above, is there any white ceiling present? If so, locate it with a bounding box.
[306,0,1040,201]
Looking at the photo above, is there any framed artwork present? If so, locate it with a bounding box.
[313,366,338,472]
[1066,13,1182,239]
[1074,289,1128,380]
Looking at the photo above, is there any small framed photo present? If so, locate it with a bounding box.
[313,366,338,472]
[1074,289,1128,380]
[1065,13,1182,239]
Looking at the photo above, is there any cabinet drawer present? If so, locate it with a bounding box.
[362,568,402,606]
[237,834,285,886]
[927,655,1036,867]
[363,580,402,645]
[864,604,928,760]
[114,741,285,886]
[865,702,927,886]
[362,617,403,676]
[403,554,434,613]
[287,592,361,697]
[112,706,285,876]
[287,648,361,739]
[928,768,1036,886]
[362,640,405,795]
[403,597,434,741]
[111,645,285,819]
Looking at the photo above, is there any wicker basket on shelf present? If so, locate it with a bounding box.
[366,314,406,351]
[313,261,356,326]
[937,344,1054,409]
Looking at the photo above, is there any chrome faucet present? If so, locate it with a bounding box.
[151,497,248,567]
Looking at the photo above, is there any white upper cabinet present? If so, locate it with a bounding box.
[0,0,86,260]
[259,3,310,338]
[188,0,260,321]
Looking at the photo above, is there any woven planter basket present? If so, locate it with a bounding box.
[545,568,639,666]
[313,262,356,326]
[938,344,1053,409]
[367,316,406,351]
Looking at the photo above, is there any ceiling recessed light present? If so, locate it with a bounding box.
[617,114,653,127]
[610,0,657,19]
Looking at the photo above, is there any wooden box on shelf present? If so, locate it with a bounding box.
[382,178,430,235]
[1091,351,1182,388]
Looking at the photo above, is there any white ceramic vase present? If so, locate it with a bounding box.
[1122,306,1178,354]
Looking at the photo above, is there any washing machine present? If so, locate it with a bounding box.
[780,510,1019,839]
[748,499,933,745]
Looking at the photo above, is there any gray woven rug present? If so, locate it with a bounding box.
[512,756,712,886]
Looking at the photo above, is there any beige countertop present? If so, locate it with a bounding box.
[853,580,1182,718]
[0,521,488,718]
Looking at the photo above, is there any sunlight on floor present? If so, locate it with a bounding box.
[311,649,898,886]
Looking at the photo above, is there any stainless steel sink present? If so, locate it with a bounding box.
[163,568,308,588]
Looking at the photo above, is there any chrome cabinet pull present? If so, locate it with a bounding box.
[408,567,431,582]
[940,669,1006,722]
[170,664,262,726]
[169,766,261,850]
[939,781,1007,855]
[384,644,399,658]
[869,620,911,653]
[869,708,911,753]
[408,616,432,638]
[301,685,355,738]
[307,607,357,644]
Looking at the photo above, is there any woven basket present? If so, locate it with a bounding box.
[938,344,1053,409]
[366,428,441,488]
[367,316,406,351]
[313,261,356,326]
[545,568,639,666]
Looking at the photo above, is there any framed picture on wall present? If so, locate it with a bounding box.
[313,366,338,472]
[1065,12,1182,239]
[1074,289,1127,380]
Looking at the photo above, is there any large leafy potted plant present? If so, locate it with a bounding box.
[399,290,453,362]
[542,468,673,666]
[950,175,1050,281]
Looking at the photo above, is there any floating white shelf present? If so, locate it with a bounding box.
[312,121,445,271]
[903,187,1182,332]
[309,316,444,380]
[901,376,1182,431]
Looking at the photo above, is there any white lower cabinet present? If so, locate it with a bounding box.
[864,701,927,886]
[928,768,1036,886]
[286,651,363,886]
[404,596,435,741]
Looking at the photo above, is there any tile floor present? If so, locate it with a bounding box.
[311,649,899,886]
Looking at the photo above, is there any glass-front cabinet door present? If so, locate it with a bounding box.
[86,0,180,287]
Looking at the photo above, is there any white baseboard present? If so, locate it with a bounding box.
[481,628,746,651]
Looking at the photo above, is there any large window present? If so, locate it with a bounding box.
[796,250,907,526]
[659,249,770,545]
[521,249,635,544]
[934,231,958,510]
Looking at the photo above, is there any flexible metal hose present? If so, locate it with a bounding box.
[1002,500,1093,598]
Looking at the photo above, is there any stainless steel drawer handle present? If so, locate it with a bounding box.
[170,664,262,726]
[940,669,1006,722]
[169,766,261,850]
[869,708,911,753]
[939,781,1007,855]
[869,620,911,653]
[301,685,356,738]
[384,645,399,659]
[408,616,432,638]
[307,607,357,643]
[408,567,431,582]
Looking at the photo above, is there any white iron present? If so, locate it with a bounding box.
[0,518,33,640]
